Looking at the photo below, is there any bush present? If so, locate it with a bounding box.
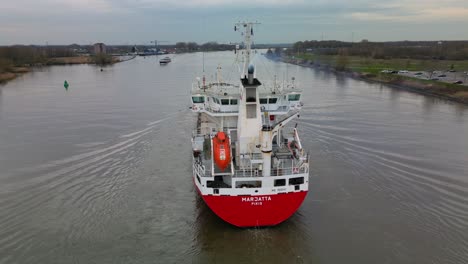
[92,54,113,65]
[0,58,13,73]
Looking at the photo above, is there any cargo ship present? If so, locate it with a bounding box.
[190,22,309,227]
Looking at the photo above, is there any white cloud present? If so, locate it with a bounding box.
[120,0,306,8]
[351,7,468,22]
[1,0,116,14]
[1,0,467,44]
[348,0,468,22]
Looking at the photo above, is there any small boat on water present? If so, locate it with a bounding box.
[159,57,171,65]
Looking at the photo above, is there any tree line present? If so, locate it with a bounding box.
[0,45,81,71]
[172,42,235,52]
[290,40,468,60]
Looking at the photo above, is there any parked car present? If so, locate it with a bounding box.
[398,70,409,74]
[381,70,392,73]
[438,74,447,77]
[453,80,463,84]
[414,72,423,76]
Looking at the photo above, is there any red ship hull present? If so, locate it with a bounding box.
[196,186,308,227]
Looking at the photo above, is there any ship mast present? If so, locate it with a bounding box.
[234,21,264,172]
[235,21,260,78]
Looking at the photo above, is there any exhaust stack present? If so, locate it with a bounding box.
[248,64,254,85]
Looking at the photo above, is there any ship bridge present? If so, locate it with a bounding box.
[190,81,303,117]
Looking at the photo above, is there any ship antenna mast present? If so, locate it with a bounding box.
[235,21,260,78]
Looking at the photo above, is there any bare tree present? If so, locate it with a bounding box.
[336,48,349,71]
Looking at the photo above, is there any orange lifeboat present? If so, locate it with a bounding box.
[213,131,231,171]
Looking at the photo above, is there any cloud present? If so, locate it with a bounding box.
[1,0,467,44]
[1,0,117,14]
[348,0,468,22]
[351,7,468,22]
[420,7,468,20]
[121,0,306,8]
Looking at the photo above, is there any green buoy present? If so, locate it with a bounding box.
[64,80,69,90]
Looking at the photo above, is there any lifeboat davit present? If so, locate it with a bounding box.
[213,132,231,171]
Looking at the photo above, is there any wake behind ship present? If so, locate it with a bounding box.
[190,22,309,227]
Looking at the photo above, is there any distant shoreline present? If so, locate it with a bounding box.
[278,56,468,105]
[0,67,29,83]
[0,55,134,84]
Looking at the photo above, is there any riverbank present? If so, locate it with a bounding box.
[0,55,130,84]
[46,56,92,65]
[282,55,468,105]
[0,67,30,83]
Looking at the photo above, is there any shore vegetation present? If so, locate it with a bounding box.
[280,40,468,103]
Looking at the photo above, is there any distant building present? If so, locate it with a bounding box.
[93,43,106,54]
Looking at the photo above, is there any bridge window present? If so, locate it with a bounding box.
[274,179,286,186]
[289,177,304,185]
[268,98,278,104]
[192,96,205,103]
[230,99,238,105]
[288,94,301,101]
[236,181,262,188]
[259,98,268,104]
[221,99,230,105]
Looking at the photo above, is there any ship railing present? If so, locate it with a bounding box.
[191,83,240,95]
[260,105,290,113]
[192,129,205,138]
[242,153,262,161]
[281,87,302,93]
[194,163,209,177]
[233,166,308,177]
[257,82,303,93]
[271,166,308,176]
[192,103,239,114]
[205,107,239,114]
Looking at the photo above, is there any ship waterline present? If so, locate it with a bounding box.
[198,187,308,227]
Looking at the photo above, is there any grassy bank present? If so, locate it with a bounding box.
[0,56,89,84]
[290,53,468,104]
[0,72,17,83]
[294,53,468,74]
[365,73,468,103]
[46,56,91,65]
[46,55,118,65]
[0,66,30,83]
[0,55,118,84]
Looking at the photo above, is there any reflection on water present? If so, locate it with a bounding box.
[454,103,467,120]
[0,87,3,114]
[192,193,317,264]
[0,52,467,263]
[335,74,348,88]
[389,85,401,102]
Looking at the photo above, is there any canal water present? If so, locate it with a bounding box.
[0,52,467,264]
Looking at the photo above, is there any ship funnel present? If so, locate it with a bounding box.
[248,64,254,84]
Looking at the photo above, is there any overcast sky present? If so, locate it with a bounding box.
[1,0,468,45]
